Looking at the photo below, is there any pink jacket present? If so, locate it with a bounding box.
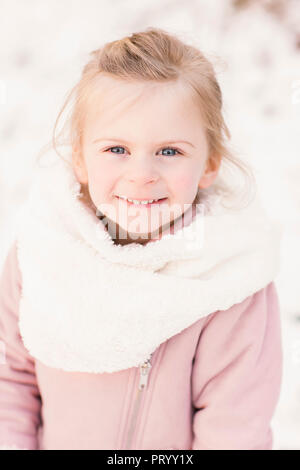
[0,241,283,450]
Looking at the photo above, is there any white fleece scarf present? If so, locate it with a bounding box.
[15,154,282,374]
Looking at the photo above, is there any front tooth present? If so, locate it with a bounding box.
[125,197,157,204]
[131,199,151,204]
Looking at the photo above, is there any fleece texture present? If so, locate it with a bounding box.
[14,153,282,373]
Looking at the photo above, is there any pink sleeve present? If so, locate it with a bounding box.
[191,281,283,450]
[0,242,42,450]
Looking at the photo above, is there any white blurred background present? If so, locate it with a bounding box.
[0,0,299,450]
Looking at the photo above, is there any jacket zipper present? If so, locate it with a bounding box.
[124,353,153,450]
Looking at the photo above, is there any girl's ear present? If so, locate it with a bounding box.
[72,147,88,184]
[198,153,221,189]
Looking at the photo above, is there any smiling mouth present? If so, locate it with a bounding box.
[115,196,168,207]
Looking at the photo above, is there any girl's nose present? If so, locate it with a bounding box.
[125,159,159,185]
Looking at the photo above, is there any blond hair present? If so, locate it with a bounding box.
[37,26,256,212]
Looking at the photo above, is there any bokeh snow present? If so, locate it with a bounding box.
[0,0,299,450]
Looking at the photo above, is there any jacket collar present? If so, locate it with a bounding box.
[15,153,282,373]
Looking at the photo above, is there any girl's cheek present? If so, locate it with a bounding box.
[171,176,200,207]
[174,175,196,193]
[90,154,123,178]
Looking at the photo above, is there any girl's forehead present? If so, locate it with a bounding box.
[81,76,207,147]
[86,75,194,116]
[86,77,195,126]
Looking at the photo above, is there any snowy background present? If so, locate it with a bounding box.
[0,0,299,449]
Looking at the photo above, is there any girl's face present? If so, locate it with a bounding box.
[72,76,220,244]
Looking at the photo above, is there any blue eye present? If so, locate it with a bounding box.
[159,147,181,157]
[105,146,182,157]
[106,146,126,154]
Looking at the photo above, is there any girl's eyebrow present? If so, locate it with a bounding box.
[92,137,195,148]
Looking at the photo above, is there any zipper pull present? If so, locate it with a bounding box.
[138,357,152,390]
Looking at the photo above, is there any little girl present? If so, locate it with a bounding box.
[0,27,283,450]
